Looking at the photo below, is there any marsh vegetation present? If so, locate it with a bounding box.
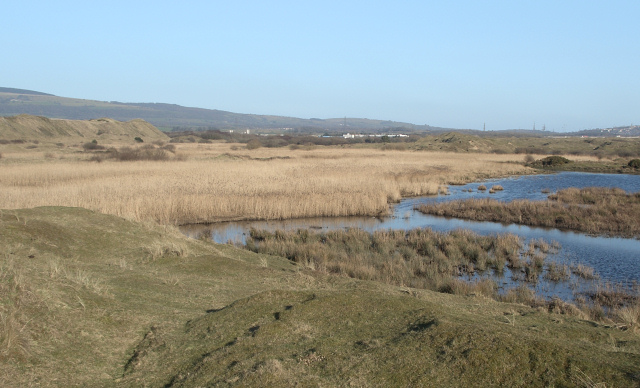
[2,128,640,386]
[0,142,528,224]
[243,227,639,324]
[418,187,640,238]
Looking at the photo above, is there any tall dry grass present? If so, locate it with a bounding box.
[0,144,529,224]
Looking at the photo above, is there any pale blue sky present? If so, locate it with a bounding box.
[3,1,639,131]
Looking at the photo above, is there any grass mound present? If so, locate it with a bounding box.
[121,288,640,387]
[1,207,639,386]
[88,144,181,162]
[0,206,297,386]
[0,114,168,143]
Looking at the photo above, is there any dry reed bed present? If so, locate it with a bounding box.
[418,187,640,238]
[0,145,528,224]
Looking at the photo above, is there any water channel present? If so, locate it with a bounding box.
[181,172,640,299]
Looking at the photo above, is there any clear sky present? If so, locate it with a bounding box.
[3,1,639,131]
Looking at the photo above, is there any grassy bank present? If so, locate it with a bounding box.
[0,206,306,386]
[1,207,639,386]
[527,155,640,175]
[0,142,529,224]
[413,132,640,158]
[418,187,640,238]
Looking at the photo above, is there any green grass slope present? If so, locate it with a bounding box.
[122,289,640,387]
[1,207,639,386]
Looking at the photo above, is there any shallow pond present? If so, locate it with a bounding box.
[181,172,640,299]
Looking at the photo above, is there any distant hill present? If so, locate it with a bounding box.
[0,87,55,96]
[0,114,168,143]
[0,88,448,133]
[2,88,636,136]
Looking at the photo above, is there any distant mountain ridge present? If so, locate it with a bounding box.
[0,88,440,133]
[1,88,638,136]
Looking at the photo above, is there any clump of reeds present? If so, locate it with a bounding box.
[531,238,552,253]
[544,262,570,282]
[588,282,636,309]
[109,144,180,162]
[547,297,588,319]
[438,278,497,298]
[570,263,598,280]
[477,185,487,191]
[499,285,542,307]
[613,299,640,332]
[85,144,181,162]
[508,239,551,283]
[491,185,504,191]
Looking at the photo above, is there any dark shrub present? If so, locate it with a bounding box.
[162,144,176,153]
[628,159,640,169]
[381,143,408,151]
[83,141,104,151]
[539,156,571,166]
[246,139,262,150]
[134,137,144,143]
[109,145,171,161]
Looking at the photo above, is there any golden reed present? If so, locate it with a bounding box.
[0,144,529,224]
